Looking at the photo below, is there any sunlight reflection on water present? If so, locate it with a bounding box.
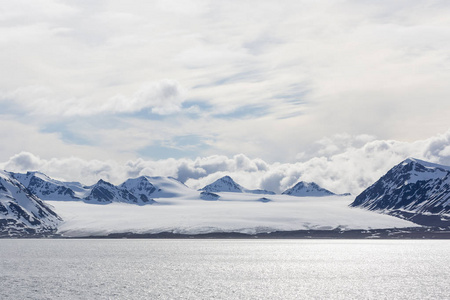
[0,239,449,299]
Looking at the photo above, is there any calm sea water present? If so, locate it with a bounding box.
[0,239,449,299]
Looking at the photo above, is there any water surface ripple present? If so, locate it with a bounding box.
[0,240,448,299]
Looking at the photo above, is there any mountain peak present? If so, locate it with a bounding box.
[282,181,335,197]
[401,157,450,172]
[96,179,113,186]
[200,176,244,193]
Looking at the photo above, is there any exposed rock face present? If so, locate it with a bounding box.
[351,158,450,214]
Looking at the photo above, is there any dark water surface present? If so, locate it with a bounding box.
[0,239,449,299]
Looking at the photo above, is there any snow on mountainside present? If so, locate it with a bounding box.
[138,176,195,198]
[0,170,61,236]
[50,193,417,237]
[119,176,157,204]
[200,176,244,193]
[11,172,193,205]
[200,176,275,194]
[84,179,139,204]
[282,181,336,197]
[1,169,423,237]
[12,171,82,201]
[351,158,450,216]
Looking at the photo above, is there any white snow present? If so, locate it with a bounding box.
[48,193,417,237]
[403,158,450,172]
[0,170,60,228]
[399,158,450,185]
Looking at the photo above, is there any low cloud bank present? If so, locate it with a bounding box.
[2,130,450,195]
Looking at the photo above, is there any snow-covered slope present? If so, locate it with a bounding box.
[200,176,275,194]
[0,170,61,236]
[282,181,335,197]
[200,176,244,193]
[11,172,192,205]
[2,165,439,237]
[139,176,195,198]
[12,171,82,201]
[84,179,139,204]
[49,193,417,237]
[119,176,157,204]
[351,158,450,215]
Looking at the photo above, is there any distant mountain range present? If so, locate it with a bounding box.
[0,171,348,236]
[2,158,450,237]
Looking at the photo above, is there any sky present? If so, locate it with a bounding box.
[1,0,450,194]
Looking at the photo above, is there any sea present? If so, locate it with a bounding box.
[0,239,448,299]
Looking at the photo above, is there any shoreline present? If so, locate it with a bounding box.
[2,226,450,239]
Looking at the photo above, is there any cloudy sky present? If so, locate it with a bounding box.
[1,0,450,194]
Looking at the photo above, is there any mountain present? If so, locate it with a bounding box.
[118,176,192,202]
[200,176,275,194]
[350,158,450,226]
[136,176,194,198]
[84,179,139,204]
[11,171,82,201]
[282,181,335,197]
[200,176,244,193]
[120,176,157,203]
[0,170,61,237]
[11,171,195,205]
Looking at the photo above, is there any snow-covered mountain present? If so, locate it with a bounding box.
[137,176,194,198]
[0,169,422,237]
[351,158,450,219]
[0,170,61,237]
[84,179,139,204]
[10,172,193,205]
[119,176,157,204]
[282,181,335,197]
[200,176,244,193]
[11,171,82,201]
[200,176,275,194]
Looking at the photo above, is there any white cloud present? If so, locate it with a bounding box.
[3,80,185,116]
[1,1,450,166]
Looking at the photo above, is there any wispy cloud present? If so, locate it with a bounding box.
[2,80,185,116]
[0,1,450,164]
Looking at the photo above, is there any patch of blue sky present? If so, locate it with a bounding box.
[120,109,167,121]
[0,98,26,116]
[276,110,304,120]
[115,101,211,120]
[192,70,263,89]
[182,100,213,111]
[273,85,310,105]
[213,104,269,119]
[41,122,93,146]
[137,135,211,160]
